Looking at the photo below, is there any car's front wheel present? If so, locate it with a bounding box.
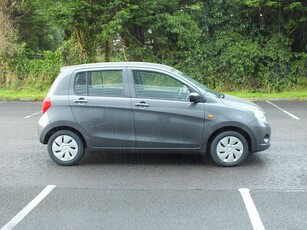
[48,130,84,166]
[210,131,249,167]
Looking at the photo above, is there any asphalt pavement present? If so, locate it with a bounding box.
[0,100,306,230]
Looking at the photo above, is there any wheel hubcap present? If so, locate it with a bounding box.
[52,135,78,161]
[216,136,243,163]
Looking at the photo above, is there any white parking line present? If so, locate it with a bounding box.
[239,188,265,230]
[1,185,56,230]
[0,101,6,104]
[266,101,300,120]
[24,111,41,119]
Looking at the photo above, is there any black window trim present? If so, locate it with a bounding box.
[128,69,198,102]
[72,69,128,97]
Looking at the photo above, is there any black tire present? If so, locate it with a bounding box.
[47,130,84,166]
[210,131,249,167]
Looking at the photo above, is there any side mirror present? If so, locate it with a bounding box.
[188,92,203,103]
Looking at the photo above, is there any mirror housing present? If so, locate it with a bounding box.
[188,92,203,103]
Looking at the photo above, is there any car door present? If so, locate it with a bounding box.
[69,68,135,148]
[130,69,205,149]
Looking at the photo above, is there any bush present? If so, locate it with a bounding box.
[180,32,307,92]
[1,45,61,90]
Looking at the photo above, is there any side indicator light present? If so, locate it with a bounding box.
[208,115,214,119]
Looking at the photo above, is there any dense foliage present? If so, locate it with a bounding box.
[0,0,306,92]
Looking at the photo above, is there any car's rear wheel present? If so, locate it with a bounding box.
[210,131,249,167]
[48,130,84,166]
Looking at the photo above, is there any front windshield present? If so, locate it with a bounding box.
[172,69,220,98]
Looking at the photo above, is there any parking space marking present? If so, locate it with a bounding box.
[0,101,6,104]
[24,111,41,119]
[266,101,300,120]
[239,188,265,230]
[1,185,56,230]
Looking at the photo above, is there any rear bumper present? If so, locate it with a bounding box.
[38,113,51,144]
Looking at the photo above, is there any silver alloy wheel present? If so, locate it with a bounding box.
[52,135,78,161]
[216,136,244,163]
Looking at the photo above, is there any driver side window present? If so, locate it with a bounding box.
[132,70,191,100]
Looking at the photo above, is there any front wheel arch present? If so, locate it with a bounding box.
[206,127,252,154]
[208,130,250,167]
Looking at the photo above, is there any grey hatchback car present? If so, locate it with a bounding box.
[39,62,271,167]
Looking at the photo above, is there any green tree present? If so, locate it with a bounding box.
[0,0,20,59]
[1,0,307,91]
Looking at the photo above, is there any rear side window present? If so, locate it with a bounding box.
[74,72,87,95]
[74,70,123,97]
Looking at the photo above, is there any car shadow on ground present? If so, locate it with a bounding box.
[244,153,267,166]
[77,151,265,167]
[79,151,211,166]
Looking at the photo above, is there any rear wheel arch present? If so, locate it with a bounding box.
[47,130,85,166]
[43,126,87,149]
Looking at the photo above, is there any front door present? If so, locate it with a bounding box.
[130,70,205,149]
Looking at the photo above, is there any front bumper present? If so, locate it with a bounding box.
[250,124,271,152]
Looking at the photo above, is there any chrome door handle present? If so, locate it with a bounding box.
[74,98,88,104]
[134,102,150,107]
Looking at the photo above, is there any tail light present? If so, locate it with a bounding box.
[42,97,52,114]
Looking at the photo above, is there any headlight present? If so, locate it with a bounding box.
[252,110,268,124]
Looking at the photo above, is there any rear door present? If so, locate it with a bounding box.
[69,68,135,148]
[129,69,205,149]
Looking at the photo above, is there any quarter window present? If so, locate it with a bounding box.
[132,70,191,100]
[74,70,123,97]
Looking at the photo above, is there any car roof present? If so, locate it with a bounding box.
[61,62,174,72]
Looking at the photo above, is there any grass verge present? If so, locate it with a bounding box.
[226,91,307,100]
[0,88,48,101]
